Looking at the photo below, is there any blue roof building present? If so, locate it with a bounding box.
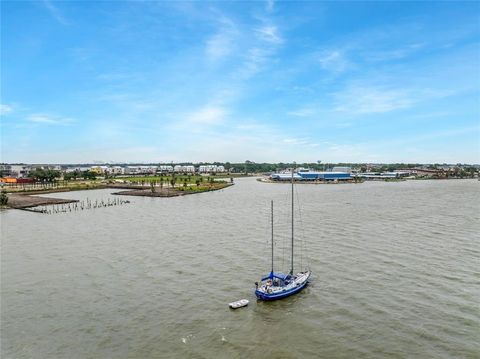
[270,171,351,181]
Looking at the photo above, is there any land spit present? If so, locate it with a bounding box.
[112,189,183,197]
[7,193,78,209]
[3,183,233,209]
[5,183,234,210]
[112,183,234,197]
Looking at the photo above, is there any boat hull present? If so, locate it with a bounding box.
[255,271,310,301]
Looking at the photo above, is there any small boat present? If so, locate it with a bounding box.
[255,166,311,301]
[229,299,249,309]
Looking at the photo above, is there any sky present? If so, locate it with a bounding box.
[1,0,479,164]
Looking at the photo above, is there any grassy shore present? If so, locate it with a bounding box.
[117,174,233,183]
[113,182,233,198]
[1,178,234,210]
[2,181,106,193]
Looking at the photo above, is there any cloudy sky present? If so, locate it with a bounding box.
[1,0,479,163]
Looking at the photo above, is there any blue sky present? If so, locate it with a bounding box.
[1,0,479,163]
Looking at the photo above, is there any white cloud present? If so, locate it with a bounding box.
[364,42,426,62]
[255,25,283,44]
[282,137,318,147]
[334,87,413,114]
[187,106,227,125]
[317,50,350,73]
[0,104,13,115]
[265,0,275,12]
[205,16,238,61]
[27,113,75,125]
[236,47,273,79]
[287,107,315,117]
[42,0,68,25]
[206,32,234,60]
[333,84,462,115]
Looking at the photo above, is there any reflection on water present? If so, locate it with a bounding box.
[2,178,479,358]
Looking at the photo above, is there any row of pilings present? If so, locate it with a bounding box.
[29,197,130,214]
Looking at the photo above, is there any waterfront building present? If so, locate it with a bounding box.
[174,165,195,173]
[108,166,125,175]
[198,165,225,173]
[65,167,90,173]
[90,166,109,174]
[271,171,351,181]
[158,165,174,173]
[332,166,352,173]
[5,164,31,178]
[124,166,157,175]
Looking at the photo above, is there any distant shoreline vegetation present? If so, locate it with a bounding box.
[0,162,478,189]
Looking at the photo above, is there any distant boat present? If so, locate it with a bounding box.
[255,168,311,301]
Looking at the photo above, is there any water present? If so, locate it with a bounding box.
[1,178,479,358]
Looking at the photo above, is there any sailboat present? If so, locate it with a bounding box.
[255,167,311,301]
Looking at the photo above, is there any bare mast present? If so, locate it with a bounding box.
[291,162,295,275]
[271,200,274,274]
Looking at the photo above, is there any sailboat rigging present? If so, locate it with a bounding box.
[255,165,311,301]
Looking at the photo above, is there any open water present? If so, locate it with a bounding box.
[1,178,479,358]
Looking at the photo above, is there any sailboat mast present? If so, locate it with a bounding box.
[291,163,295,275]
[271,200,274,274]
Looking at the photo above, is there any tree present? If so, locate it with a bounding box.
[30,168,61,182]
[81,170,97,180]
[0,190,8,205]
[64,170,80,181]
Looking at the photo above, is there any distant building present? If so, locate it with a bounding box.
[174,165,195,173]
[90,166,109,174]
[122,166,157,175]
[1,177,34,184]
[7,164,31,178]
[332,166,352,173]
[271,171,351,181]
[108,166,125,175]
[158,165,174,173]
[65,167,90,173]
[198,165,224,173]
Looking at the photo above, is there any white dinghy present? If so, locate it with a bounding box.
[229,299,249,309]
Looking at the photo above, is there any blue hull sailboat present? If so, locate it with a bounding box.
[255,167,311,301]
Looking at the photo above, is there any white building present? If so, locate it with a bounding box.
[158,165,174,173]
[9,165,33,177]
[198,165,225,173]
[108,166,125,175]
[124,166,157,175]
[174,165,195,173]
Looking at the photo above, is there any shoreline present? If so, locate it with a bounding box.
[6,193,79,209]
[112,183,234,197]
[3,182,234,210]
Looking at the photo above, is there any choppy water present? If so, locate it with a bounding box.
[1,178,479,359]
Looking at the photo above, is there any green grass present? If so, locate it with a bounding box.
[178,182,232,192]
